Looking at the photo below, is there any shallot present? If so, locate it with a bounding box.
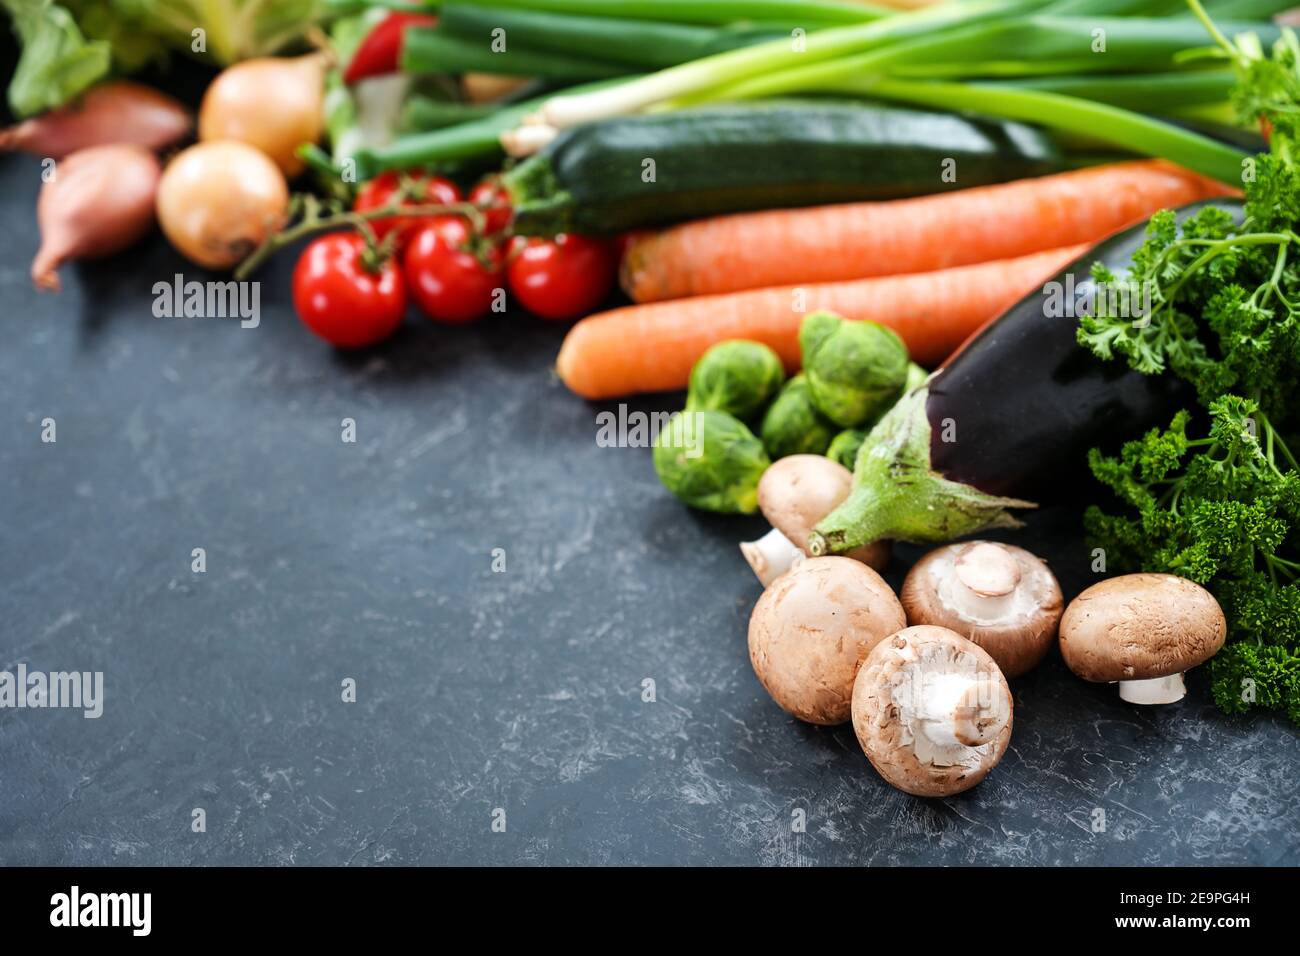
[32,144,161,292]
[1,82,191,159]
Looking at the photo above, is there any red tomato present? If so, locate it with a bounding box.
[469,177,513,235]
[354,170,462,245]
[293,234,406,348]
[343,12,437,84]
[506,234,617,321]
[403,217,504,324]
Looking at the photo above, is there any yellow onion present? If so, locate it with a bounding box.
[157,140,288,270]
[198,53,327,178]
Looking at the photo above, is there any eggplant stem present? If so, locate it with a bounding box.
[809,387,1037,554]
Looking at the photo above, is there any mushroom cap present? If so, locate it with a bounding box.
[756,455,889,570]
[851,625,1013,797]
[1059,573,1226,682]
[748,556,906,725]
[900,541,1063,678]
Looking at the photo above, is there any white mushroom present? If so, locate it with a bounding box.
[900,541,1063,678]
[851,625,1013,797]
[740,455,888,586]
[1059,573,1226,704]
[747,556,906,725]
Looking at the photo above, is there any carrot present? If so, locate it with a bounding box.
[622,160,1232,303]
[558,245,1085,400]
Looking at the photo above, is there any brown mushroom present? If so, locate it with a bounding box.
[1059,573,1226,704]
[900,541,1063,678]
[851,625,1013,797]
[748,556,906,725]
[740,455,889,586]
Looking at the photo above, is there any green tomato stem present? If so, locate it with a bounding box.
[233,196,483,281]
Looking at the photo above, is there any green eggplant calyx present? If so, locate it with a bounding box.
[807,387,1037,555]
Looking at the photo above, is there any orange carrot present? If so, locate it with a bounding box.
[558,245,1085,400]
[622,160,1232,303]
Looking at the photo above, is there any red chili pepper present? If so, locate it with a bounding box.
[343,12,437,85]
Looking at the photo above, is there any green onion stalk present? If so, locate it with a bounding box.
[791,76,1247,182]
[533,0,1045,129]
[337,0,892,25]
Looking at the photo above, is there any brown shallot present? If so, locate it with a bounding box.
[32,144,162,292]
[1,82,191,159]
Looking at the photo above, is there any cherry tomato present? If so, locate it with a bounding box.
[403,217,504,324]
[469,177,513,235]
[293,233,406,348]
[354,170,462,245]
[506,234,617,321]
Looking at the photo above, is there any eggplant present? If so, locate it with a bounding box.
[808,199,1244,556]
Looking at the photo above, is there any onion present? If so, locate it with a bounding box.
[32,144,161,292]
[156,141,289,270]
[1,81,191,160]
[198,54,328,177]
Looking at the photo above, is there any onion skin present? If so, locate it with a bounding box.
[198,54,327,177]
[32,144,161,292]
[1,82,191,159]
[156,140,289,270]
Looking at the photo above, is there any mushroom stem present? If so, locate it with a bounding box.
[1118,673,1187,705]
[917,674,1010,748]
[955,542,1021,597]
[740,527,802,587]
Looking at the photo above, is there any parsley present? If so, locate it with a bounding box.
[1078,13,1300,724]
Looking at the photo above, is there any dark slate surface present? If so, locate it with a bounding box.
[1,101,1297,871]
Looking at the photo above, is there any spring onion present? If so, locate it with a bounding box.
[537,0,1042,128]
[401,25,628,79]
[438,0,890,26]
[984,69,1236,111]
[837,77,1249,182]
[436,2,772,69]
[352,75,633,177]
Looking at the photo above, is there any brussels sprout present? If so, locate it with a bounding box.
[799,311,909,427]
[761,374,837,460]
[653,409,769,514]
[826,428,868,470]
[685,340,785,420]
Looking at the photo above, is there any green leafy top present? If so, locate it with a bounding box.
[3,0,111,116]
[1078,10,1300,723]
[1078,191,1300,417]
[3,0,323,117]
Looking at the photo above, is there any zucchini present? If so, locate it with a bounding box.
[505,100,1063,236]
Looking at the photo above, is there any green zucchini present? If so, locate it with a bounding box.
[504,100,1063,236]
